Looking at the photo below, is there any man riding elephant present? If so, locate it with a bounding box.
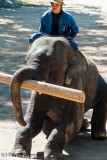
[11,36,107,160]
[29,0,79,49]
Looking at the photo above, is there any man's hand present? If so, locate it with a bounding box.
[66,36,73,40]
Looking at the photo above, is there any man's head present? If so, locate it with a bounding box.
[49,0,65,14]
[49,0,65,5]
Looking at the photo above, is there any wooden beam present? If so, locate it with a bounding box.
[0,72,85,103]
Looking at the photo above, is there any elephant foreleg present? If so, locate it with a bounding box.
[43,77,85,160]
[65,76,85,141]
[44,103,84,160]
[12,92,44,157]
[44,125,66,160]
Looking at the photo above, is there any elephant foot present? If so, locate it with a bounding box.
[44,144,64,160]
[12,145,30,158]
[91,127,106,140]
[44,153,64,160]
[12,137,31,157]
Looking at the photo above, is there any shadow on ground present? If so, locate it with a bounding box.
[63,129,107,160]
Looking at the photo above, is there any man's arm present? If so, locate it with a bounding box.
[68,13,79,39]
[38,16,46,33]
[68,30,77,38]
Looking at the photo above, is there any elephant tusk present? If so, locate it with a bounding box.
[65,76,72,85]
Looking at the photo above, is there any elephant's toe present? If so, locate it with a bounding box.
[91,130,106,140]
[12,146,30,158]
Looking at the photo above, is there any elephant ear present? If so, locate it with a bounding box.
[65,48,87,85]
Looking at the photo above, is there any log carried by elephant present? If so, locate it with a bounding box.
[0,72,85,103]
[3,36,107,160]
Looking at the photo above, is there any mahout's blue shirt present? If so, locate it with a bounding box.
[29,10,79,49]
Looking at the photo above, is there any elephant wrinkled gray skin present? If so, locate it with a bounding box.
[11,36,107,160]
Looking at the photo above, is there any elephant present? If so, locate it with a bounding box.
[11,36,107,160]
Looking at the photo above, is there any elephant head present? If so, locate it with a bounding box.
[11,36,87,126]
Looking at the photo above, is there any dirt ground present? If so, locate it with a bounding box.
[0,0,107,159]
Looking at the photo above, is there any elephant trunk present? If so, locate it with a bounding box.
[11,66,41,126]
